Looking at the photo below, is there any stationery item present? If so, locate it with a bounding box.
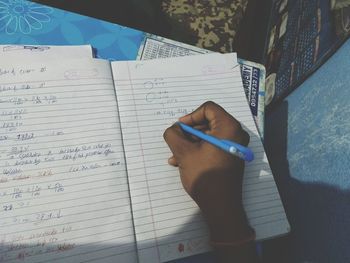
[112,53,289,262]
[0,53,289,263]
[136,34,266,138]
[0,58,137,263]
[0,45,93,60]
[238,58,266,139]
[177,122,254,162]
[0,0,265,138]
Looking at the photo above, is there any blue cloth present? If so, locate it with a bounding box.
[265,38,350,263]
[0,0,144,60]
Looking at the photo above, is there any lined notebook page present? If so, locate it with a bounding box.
[112,53,290,263]
[0,59,137,263]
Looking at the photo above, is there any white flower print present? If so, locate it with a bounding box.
[0,0,53,35]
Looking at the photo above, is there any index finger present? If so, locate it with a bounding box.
[163,123,198,160]
[179,101,248,144]
[179,101,239,128]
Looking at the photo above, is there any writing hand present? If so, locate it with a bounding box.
[163,101,253,243]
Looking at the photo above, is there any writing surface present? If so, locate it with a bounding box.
[0,59,137,263]
[112,53,290,263]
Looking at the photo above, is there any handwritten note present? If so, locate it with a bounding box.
[112,53,290,263]
[0,59,137,263]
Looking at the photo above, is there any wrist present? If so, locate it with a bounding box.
[194,193,253,243]
[207,204,254,243]
[191,171,253,243]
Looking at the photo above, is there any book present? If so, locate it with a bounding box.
[0,1,265,139]
[135,33,266,139]
[0,52,289,263]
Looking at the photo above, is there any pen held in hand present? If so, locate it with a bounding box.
[177,122,254,162]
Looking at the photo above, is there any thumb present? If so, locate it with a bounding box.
[163,123,198,162]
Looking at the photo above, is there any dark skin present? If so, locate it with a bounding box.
[163,101,258,263]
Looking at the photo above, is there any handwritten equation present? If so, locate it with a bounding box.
[0,61,135,262]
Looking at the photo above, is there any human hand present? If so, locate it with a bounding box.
[163,101,254,243]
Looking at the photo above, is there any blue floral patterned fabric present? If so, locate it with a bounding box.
[0,0,144,60]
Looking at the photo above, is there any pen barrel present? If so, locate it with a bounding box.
[178,122,254,162]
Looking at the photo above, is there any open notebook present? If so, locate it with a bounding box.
[0,53,289,263]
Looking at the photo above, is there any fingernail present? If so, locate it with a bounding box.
[168,156,178,166]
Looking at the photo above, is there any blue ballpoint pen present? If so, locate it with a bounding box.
[177,122,254,162]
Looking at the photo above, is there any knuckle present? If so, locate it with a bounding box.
[230,123,249,145]
[203,100,218,110]
[225,117,242,134]
[241,129,250,145]
[231,118,242,130]
[204,100,216,106]
[163,127,173,141]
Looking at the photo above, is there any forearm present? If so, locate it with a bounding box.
[207,204,258,263]
[192,171,258,263]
